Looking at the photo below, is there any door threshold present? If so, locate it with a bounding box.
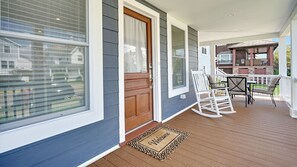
[126,121,153,135]
[120,121,160,146]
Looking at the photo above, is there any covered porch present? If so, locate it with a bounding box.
[1,0,297,166]
[90,96,297,167]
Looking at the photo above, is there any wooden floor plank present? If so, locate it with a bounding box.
[92,157,116,167]
[113,148,153,167]
[168,120,293,166]
[121,146,173,167]
[89,97,297,167]
[105,153,135,167]
[164,150,209,167]
[168,117,297,163]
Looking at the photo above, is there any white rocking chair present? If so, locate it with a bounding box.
[191,70,236,118]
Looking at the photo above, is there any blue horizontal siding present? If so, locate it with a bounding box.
[0,1,120,167]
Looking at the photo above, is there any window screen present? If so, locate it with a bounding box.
[0,0,88,129]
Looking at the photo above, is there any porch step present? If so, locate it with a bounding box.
[120,121,160,146]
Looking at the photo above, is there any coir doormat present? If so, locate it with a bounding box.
[127,125,188,160]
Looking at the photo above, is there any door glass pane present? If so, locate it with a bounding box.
[172,25,186,88]
[124,14,147,73]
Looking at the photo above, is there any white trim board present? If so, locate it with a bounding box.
[118,0,161,143]
[162,102,197,123]
[78,145,120,167]
[290,109,297,118]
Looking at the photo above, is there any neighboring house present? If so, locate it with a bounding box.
[46,45,84,82]
[0,38,20,75]
[198,46,211,74]
[68,47,84,81]
[0,38,32,81]
[216,40,278,74]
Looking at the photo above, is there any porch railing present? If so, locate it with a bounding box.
[215,74,281,95]
[0,84,32,121]
[215,72,294,105]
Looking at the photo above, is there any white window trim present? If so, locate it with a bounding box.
[0,0,103,153]
[118,0,162,143]
[167,15,189,98]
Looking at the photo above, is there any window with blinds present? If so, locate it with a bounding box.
[0,0,88,130]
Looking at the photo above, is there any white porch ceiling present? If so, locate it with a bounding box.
[145,0,297,44]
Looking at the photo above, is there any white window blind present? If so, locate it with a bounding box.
[0,0,88,130]
[1,0,86,42]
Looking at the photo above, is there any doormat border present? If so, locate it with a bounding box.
[127,125,189,160]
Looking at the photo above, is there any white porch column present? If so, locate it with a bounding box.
[210,44,216,76]
[278,36,287,98]
[290,19,297,118]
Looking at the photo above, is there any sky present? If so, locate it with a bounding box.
[272,36,291,45]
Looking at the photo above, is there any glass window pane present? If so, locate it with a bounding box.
[172,26,185,58]
[0,37,87,124]
[9,61,15,68]
[172,57,186,88]
[1,61,7,69]
[0,0,86,42]
[171,25,186,88]
[124,15,147,73]
[4,45,10,53]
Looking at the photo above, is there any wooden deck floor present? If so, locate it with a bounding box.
[89,97,297,167]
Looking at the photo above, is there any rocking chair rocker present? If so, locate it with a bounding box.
[191,70,236,118]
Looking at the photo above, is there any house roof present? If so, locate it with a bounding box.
[1,38,21,47]
[227,40,278,49]
[217,51,232,55]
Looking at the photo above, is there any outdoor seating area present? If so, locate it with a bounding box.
[221,74,280,107]
[194,71,281,109]
[89,97,297,167]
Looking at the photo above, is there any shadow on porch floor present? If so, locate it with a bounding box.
[89,97,297,167]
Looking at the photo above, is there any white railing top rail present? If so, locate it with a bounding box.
[216,68,228,76]
[215,74,282,78]
[282,76,291,79]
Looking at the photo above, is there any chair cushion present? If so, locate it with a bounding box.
[267,76,281,92]
[253,88,270,94]
[228,91,248,95]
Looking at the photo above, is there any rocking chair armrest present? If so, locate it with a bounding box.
[211,87,228,91]
[196,90,210,94]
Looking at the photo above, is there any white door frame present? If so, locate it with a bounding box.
[118,0,161,143]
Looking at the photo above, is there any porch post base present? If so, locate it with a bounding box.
[290,108,297,118]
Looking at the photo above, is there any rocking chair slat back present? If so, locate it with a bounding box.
[191,70,209,93]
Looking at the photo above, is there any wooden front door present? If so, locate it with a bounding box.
[124,8,153,132]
